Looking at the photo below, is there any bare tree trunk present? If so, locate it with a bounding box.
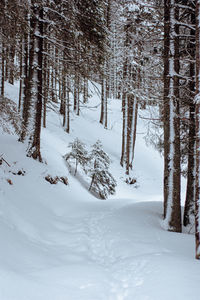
[163,0,181,232]
[83,75,88,104]
[184,6,196,227]
[130,98,138,167]
[66,74,70,133]
[126,94,134,175]
[18,38,23,112]
[19,19,33,142]
[8,43,15,85]
[28,3,43,162]
[195,0,200,259]
[120,92,127,167]
[100,75,105,124]
[62,61,66,127]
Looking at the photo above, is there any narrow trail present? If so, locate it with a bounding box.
[82,206,151,300]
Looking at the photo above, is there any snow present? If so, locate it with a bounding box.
[0,81,199,300]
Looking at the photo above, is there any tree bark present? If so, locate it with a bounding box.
[195,0,200,259]
[184,5,196,227]
[163,0,181,232]
[28,3,43,162]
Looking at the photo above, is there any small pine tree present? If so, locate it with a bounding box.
[65,138,89,175]
[88,140,116,199]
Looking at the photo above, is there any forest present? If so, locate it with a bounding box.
[0,0,200,299]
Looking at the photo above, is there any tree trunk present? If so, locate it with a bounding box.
[8,43,15,85]
[66,74,70,133]
[83,75,88,104]
[195,0,200,259]
[100,75,105,124]
[163,0,181,232]
[18,38,23,112]
[184,6,196,228]
[120,92,126,167]
[28,3,43,162]
[19,19,34,142]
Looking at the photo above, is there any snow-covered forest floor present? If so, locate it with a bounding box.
[0,82,199,300]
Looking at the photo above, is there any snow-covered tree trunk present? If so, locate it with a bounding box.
[74,69,80,116]
[163,0,181,232]
[20,16,34,142]
[66,74,70,133]
[130,96,138,167]
[195,0,200,259]
[126,94,133,175]
[62,63,66,128]
[100,71,107,126]
[120,92,127,167]
[28,1,44,162]
[184,6,196,228]
[43,33,49,129]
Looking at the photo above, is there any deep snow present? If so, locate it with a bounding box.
[0,82,199,300]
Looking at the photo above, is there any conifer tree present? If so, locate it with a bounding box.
[89,140,116,199]
[66,138,89,176]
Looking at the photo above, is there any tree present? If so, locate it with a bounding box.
[88,140,116,199]
[27,0,44,162]
[195,0,200,260]
[65,138,89,175]
[163,0,181,232]
[183,0,196,228]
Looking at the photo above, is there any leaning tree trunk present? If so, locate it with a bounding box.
[163,0,181,232]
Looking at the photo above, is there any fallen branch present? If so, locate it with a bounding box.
[0,154,11,167]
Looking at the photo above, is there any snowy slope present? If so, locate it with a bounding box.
[0,82,199,300]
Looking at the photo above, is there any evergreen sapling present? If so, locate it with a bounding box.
[65,138,89,175]
[88,140,116,199]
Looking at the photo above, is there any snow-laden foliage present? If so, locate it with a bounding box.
[88,140,117,199]
[65,138,89,175]
[0,96,22,135]
[65,139,116,199]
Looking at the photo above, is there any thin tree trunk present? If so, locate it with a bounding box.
[83,75,88,104]
[18,39,23,112]
[100,75,105,124]
[126,94,134,175]
[62,64,66,127]
[8,43,15,85]
[120,92,126,166]
[184,5,196,227]
[0,32,4,97]
[66,74,70,133]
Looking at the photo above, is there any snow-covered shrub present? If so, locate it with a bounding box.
[88,140,116,199]
[65,138,89,175]
[0,97,22,135]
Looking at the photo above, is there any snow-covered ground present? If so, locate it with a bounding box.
[0,82,199,300]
